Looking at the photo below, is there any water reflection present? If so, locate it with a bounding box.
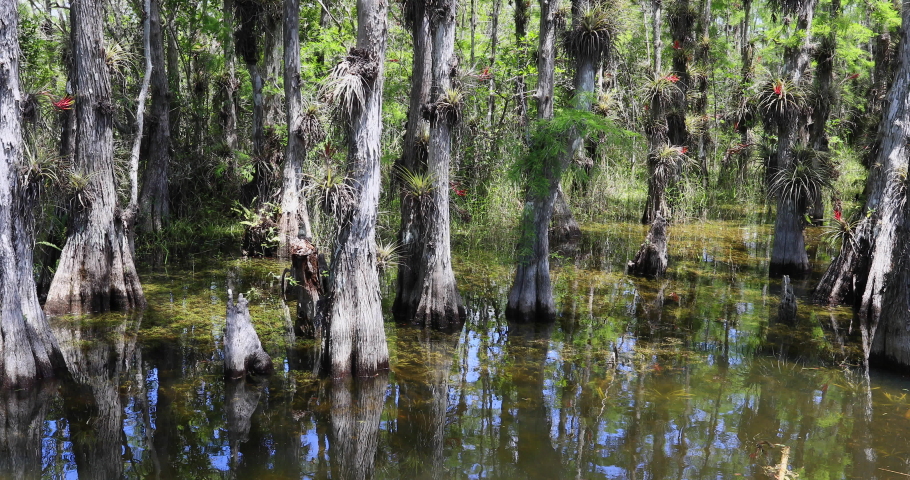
[13,221,910,478]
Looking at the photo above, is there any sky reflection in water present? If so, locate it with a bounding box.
[10,221,910,479]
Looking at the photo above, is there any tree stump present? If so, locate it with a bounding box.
[777,275,797,326]
[225,289,273,379]
[627,214,669,277]
[290,238,325,337]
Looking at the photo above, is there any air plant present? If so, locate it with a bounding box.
[767,145,836,206]
[643,71,684,112]
[105,42,135,78]
[297,104,326,150]
[321,49,378,122]
[564,5,616,62]
[308,165,355,216]
[757,78,807,128]
[651,144,693,187]
[685,114,710,138]
[375,240,401,275]
[434,87,464,125]
[396,165,436,199]
[593,92,618,117]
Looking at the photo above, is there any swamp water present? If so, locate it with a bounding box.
[5,221,910,479]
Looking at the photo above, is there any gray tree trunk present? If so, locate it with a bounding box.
[45,0,146,315]
[652,0,663,72]
[225,290,274,378]
[222,0,239,152]
[396,0,466,330]
[506,0,561,322]
[814,3,910,369]
[0,0,62,387]
[325,0,391,378]
[808,0,839,222]
[393,0,432,322]
[769,0,817,276]
[278,0,314,258]
[290,238,325,337]
[139,0,171,233]
[627,214,669,277]
[329,376,386,480]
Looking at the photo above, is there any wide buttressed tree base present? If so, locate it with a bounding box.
[45,0,146,315]
[0,0,63,387]
[324,0,390,378]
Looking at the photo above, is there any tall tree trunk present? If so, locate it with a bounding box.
[396,0,466,329]
[486,0,501,127]
[329,376,386,480]
[506,0,561,322]
[222,0,239,152]
[0,0,62,387]
[514,0,529,131]
[394,0,432,321]
[325,0,390,378]
[814,3,910,368]
[139,0,171,233]
[769,0,817,276]
[808,0,839,223]
[45,0,146,315]
[651,0,663,72]
[278,0,315,257]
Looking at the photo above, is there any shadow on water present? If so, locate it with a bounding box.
[11,220,910,479]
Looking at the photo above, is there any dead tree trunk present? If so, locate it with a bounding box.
[814,3,910,370]
[627,214,669,277]
[393,0,432,323]
[0,0,63,387]
[290,239,324,337]
[324,0,391,378]
[225,290,274,378]
[45,0,146,315]
[506,0,561,322]
[139,0,171,233]
[278,0,316,257]
[395,0,466,330]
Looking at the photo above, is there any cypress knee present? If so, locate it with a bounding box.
[225,290,273,379]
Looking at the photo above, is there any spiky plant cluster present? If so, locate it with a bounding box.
[434,87,464,125]
[667,1,697,45]
[594,92,618,117]
[564,5,616,62]
[105,42,135,76]
[296,105,326,150]
[321,49,378,122]
[768,145,836,206]
[650,144,692,187]
[554,6,569,32]
[308,166,356,216]
[396,166,436,199]
[375,240,401,275]
[757,78,807,128]
[643,71,684,112]
[644,116,669,139]
[685,114,709,137]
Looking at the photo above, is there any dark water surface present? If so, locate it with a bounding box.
[6,221,910,479]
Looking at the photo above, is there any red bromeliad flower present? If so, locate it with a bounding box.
[834,209,843,221]
[680,146,689,154]
[52,95,75,111]
[665,74,680,83]
[673,40,681,50]
[773,81,783,96]
[847,73,859,81]
[455,189,467,197]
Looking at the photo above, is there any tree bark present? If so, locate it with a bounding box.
[506,0,561,322]
[222,0,239,152]
[325,0,391,378]
[0,0,63,387]
[139,0,171,233]
[45,0,146,315]
[628,214,669,276]
[291,238,325,337]
[225,290,274,378]
[329,376,386,480]
[814,3,910,370]
[768,0,817,276]
[278,0,314,258]
[395,0,466,330]
[393,0,432,322]
[807,0,839,222]
[652,0,663,72]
